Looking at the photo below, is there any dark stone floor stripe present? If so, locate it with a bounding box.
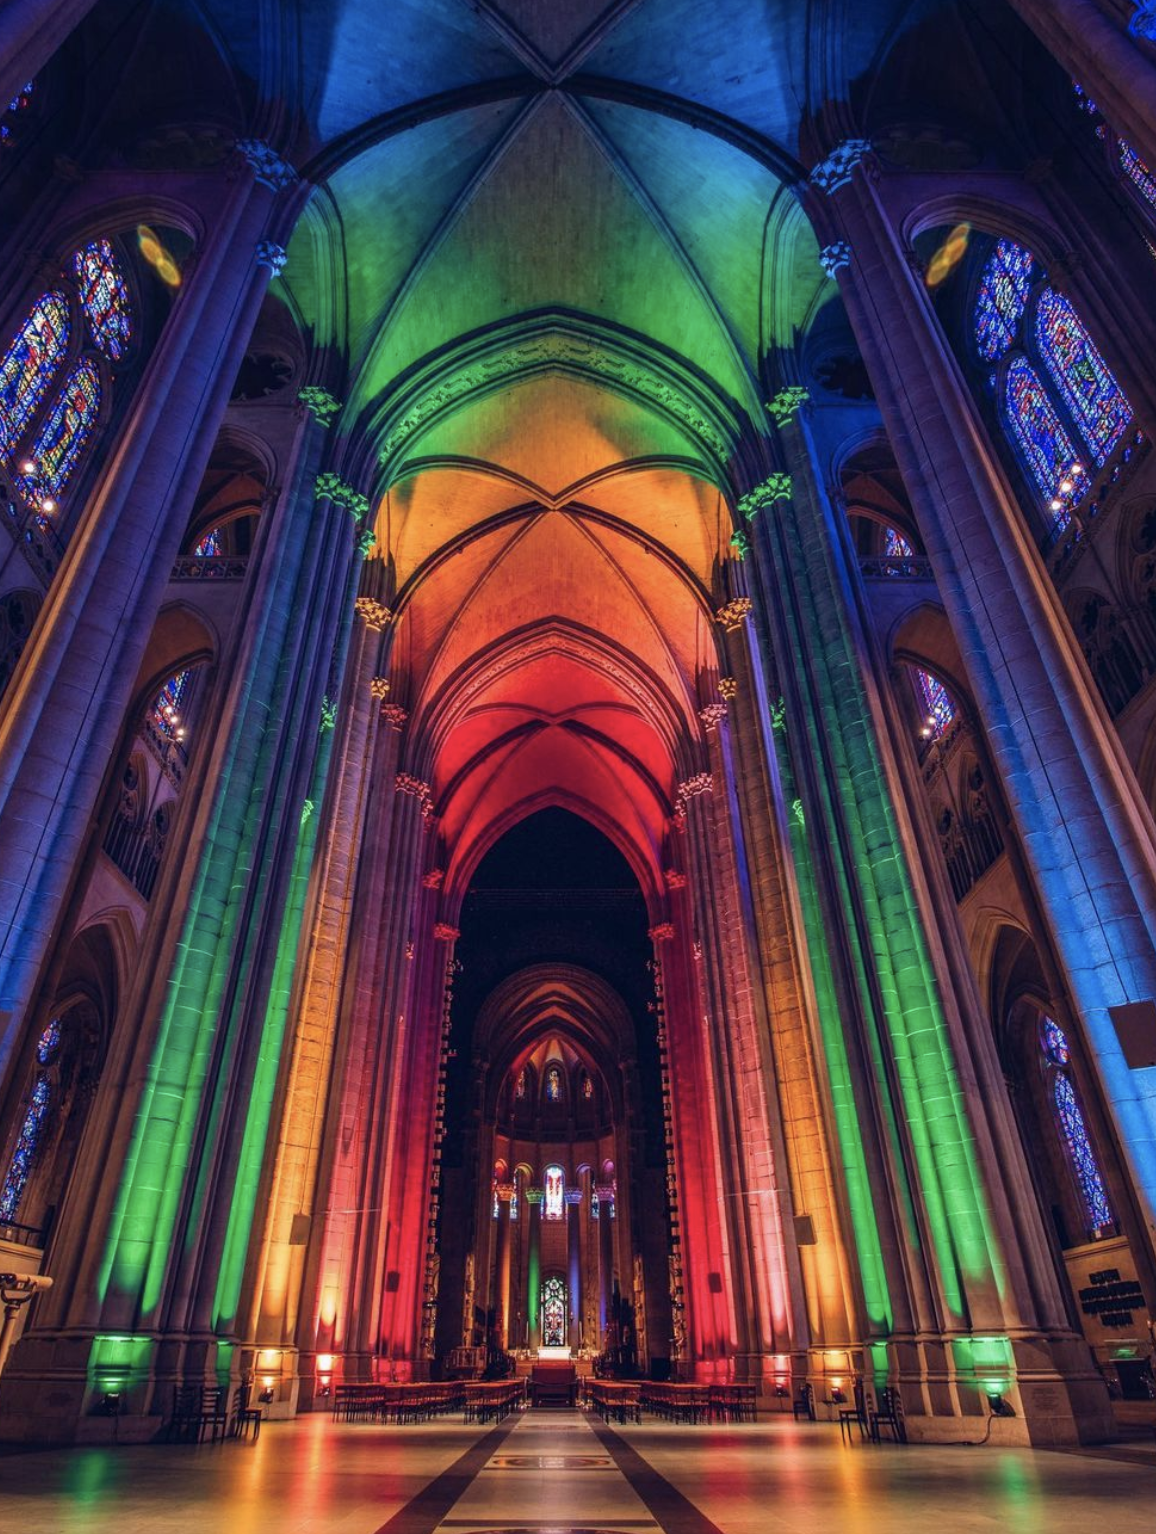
[587,1418,728,1534]
[368,1418,519,1534]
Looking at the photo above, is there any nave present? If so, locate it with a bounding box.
[0,1406,1152,1534]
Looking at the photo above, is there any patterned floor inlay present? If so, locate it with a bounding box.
[485,1455,615,1470]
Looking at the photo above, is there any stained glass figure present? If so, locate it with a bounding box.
[974,239,1035,361]
[912,667,956,740]
[193,527,222,556]
[0,292,69,454]
[1002,356,1087,508]
[1035,289,1132,465]
[545,1064,562,1102]
[514,1068,527,1101]
[1039,1015,1114,1233]
[1119,140,1156,212]
[73,240,133,361]
[150,668,191,741]
[0,1075,51,1223]
[884,526,913,559]
[591,1189,600,1220]
[17,359,101,502]
[509,1190,518,1221]
[541,1276,567,1347]
[581,1072,593,1100]
[544,1165,565,1221]
[36,1018,61,1064]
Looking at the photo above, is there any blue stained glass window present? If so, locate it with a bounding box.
[545,1065,562,1102]
[912,666,956,739]
[193,527,222,556]
[1119,139,1156,212]
[884,526,913,559]
[17,358,101,502]
[1035,289,1132,465]
[36,1018,60,1064]
[1002,356,1087,508]
[150,668,191,741]
[974,239,1035,361]
[73,240,132,361]
[0,292,69,455]
[1040,1015,1114,1234]
[0,1075,51,1223]
[591,1190,600,1220]
[0,81,33,145]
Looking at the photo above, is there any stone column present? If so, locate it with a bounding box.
[1008,0,1156,172]
[809,139,1156,1276]
[495,1186,514,1352]
[526,1188,543,1352]
[566,1189,582,1352]
[0,142,302,1075]
[596,1184,615,1346]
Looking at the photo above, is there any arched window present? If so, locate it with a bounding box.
[0,291,69,454]
[970,236,1133,519]
[911,666,956,742]
[150,668,191,743]
[1002,356,1086,509]
[17,357,101,504]
[0,81,34,147]
[544,1064,562,1103]
[193,526,222,556]
[1035,290,1130,465]
[1118,140,1156,213]
[975,239,1034,361]
[884,525,913,559]
[0,1018,61,1223]
[581,1071,594,1100]
[541,1276,566,1347]
[73,240,132,361]
[1040,1014,1114,1235]
[544,1165,565,1220]
[514,1067,527,1101]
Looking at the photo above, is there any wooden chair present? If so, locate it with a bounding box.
[170,1384,228,1443]
[230,1382,263,1440]
[838,1379,870,1444]
[792,1382,815,1421]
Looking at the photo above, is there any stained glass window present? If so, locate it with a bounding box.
[545,1065,562,1102]
[73,240,133,361]
[544,1165,565,1221]
[1119,139,1156,212]
[542,1276,566,1347]
[581,1072,593,1100]
[591,1189,600,1220]
[1035,289,1132,466]
[514,1068,526,1101]
[974,239,1035,361]
[17,359,101,502]
[193,527,222,556]
[509,1190,518,1221]
[884,526,913,559]
[36,1018,61,1064]
[0,1075,51,1223]
[1002,356,1087,509]
[150,668,191,741]
[1040,1015,1114,1234]
[0,82,33,146]
[912,667,956,740]
[0,292,69,455]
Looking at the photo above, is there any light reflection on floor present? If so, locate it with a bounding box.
[0,1408,1151,1534]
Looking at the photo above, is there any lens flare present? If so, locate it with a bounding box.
[136,223,182,287]
[925,222,971,288]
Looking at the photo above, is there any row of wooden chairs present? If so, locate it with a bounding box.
[462,1380,527,1423]
[587,1381,642,1424]
[330,1382,466,1424]
[168,1383,262,1443]
[584,1379,758,1425]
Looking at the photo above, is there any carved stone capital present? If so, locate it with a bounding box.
[433,922,459,942]
[298,385,342,425]
[422,868,445,889]
[236,138,299,190]
[396,773,434,818]
[354,596,392,630]
[715,596,753,632]
[819,241,852,280]
[729,527,750,560]
[738,473,792,521]
[648,922,675,943]
[255,240,287,275]
[369,675,390,700]
[381,702,408,730]
[809,139,874,194]
[699,702,728,732]
[663,868,688,890]
[718,676,738,701]
[316,472,369,523]
[766,386,810,426]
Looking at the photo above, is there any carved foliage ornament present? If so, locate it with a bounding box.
[738,473,792,521]
[255,240,287,276]
[809,139,873,195]
[316,472,369,523]
[766,387,810,426]
[236,139,299,191]
[819,242,852,280]
[298,386,341,425]
[354,596,391,630]
[715,596,753,631]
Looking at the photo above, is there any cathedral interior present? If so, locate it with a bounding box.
[2,0,1156,1527]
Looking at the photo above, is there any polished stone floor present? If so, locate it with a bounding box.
[0,1407,1152,1534]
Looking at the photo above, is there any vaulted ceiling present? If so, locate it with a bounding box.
[164,0,969,893]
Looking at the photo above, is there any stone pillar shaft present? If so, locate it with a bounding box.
[817,150,1156,1264]
[527,1191,542,1351]
[567,1193,582,1351]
